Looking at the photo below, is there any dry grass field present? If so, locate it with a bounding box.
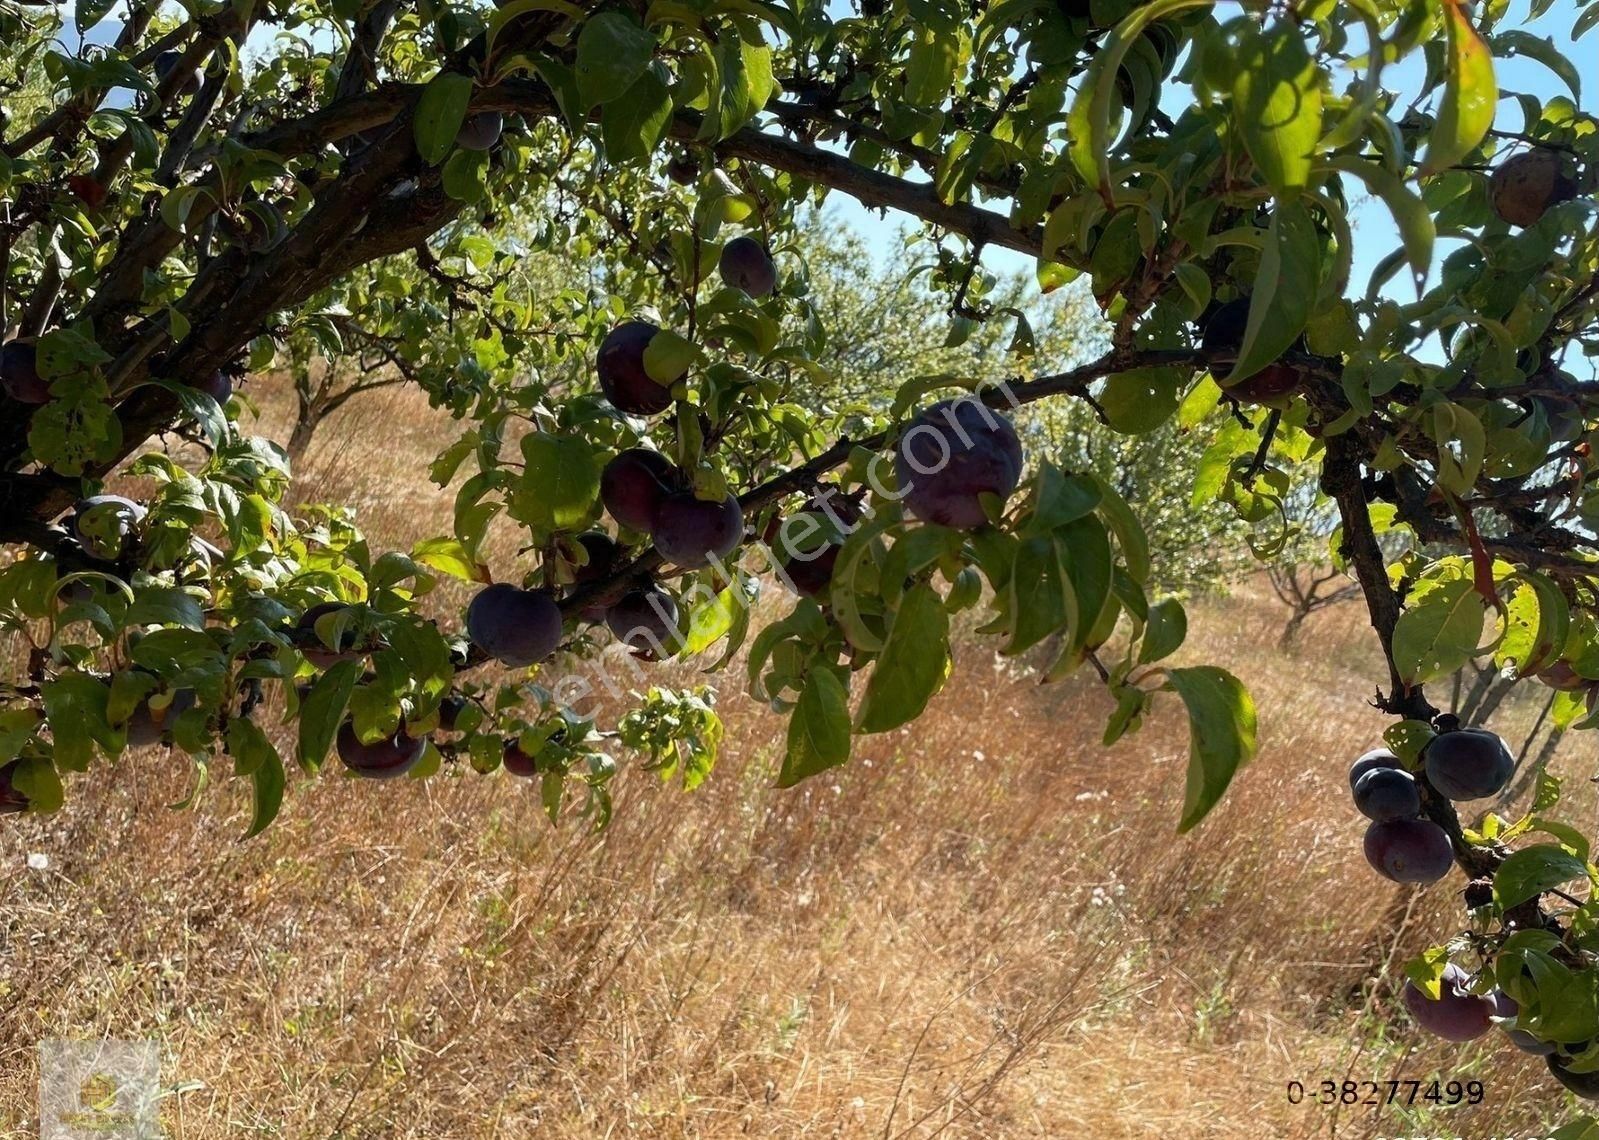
[0,378,1591,1138]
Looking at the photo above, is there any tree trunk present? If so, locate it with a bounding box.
[286,412,319,464]
[1278,606,1310,651]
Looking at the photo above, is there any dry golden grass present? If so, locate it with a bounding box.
[0,380,1590,1137]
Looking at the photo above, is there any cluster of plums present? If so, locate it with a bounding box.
[1402,964,1599,1094]
[1352,725,1513,885]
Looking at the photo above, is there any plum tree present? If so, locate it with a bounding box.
[336,722,425,779]
[466,584,563,667]
[0,760,28,814]
[605,585,680,655]
[600,449,677,533]
[1364,818,1453,884]
[1423,727,1514,801]
[1491,147,1580,228]
[652,492,744,568]
[895,399,1023,530]
[1401,964,1496,1042]
[71,495,146,562]
[0,340,48,405]
[455,112,504,152]
[597,321,682,416]
[1353,767,1420,823]
[2,0,1598,1103]
[1348,748,1402,791]
[718,236,778,298]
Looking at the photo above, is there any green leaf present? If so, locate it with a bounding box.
[229,718,286,838]
[1491,31,1581,99]
[297,659,361,771]
[1403,946,1453,998]
[1165,666,1256,832]
[1392,577,1487,685]
[710,33,775,139]
[1324,155,1435,286]
[575,12,656,110]
[601,65,673,164]
[1139,598,1187,664]
[1067,0,1216,197]
[783,661,857,786]
[905,24,960,108]
[779,667,851,787]
[857,583,951,733]
[0,708,41,762]
[9,757,64,814]
[643,328,695,386]
[1493,844,1591,909]
[1231,21,1323,195]
[1091,477,1151,585]
[1098,367,1184,434]
[1420,0,1497,176]
[411,537,488,583]
[1431,402,1485,496]
[1226,202,1321,386]
[511,432,601,534]
[40,673,114,771]
[414,72,474,166]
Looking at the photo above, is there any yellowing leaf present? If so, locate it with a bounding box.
[1420,0,1497,176]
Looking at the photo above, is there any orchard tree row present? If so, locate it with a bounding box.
[2,0,1599,1110]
